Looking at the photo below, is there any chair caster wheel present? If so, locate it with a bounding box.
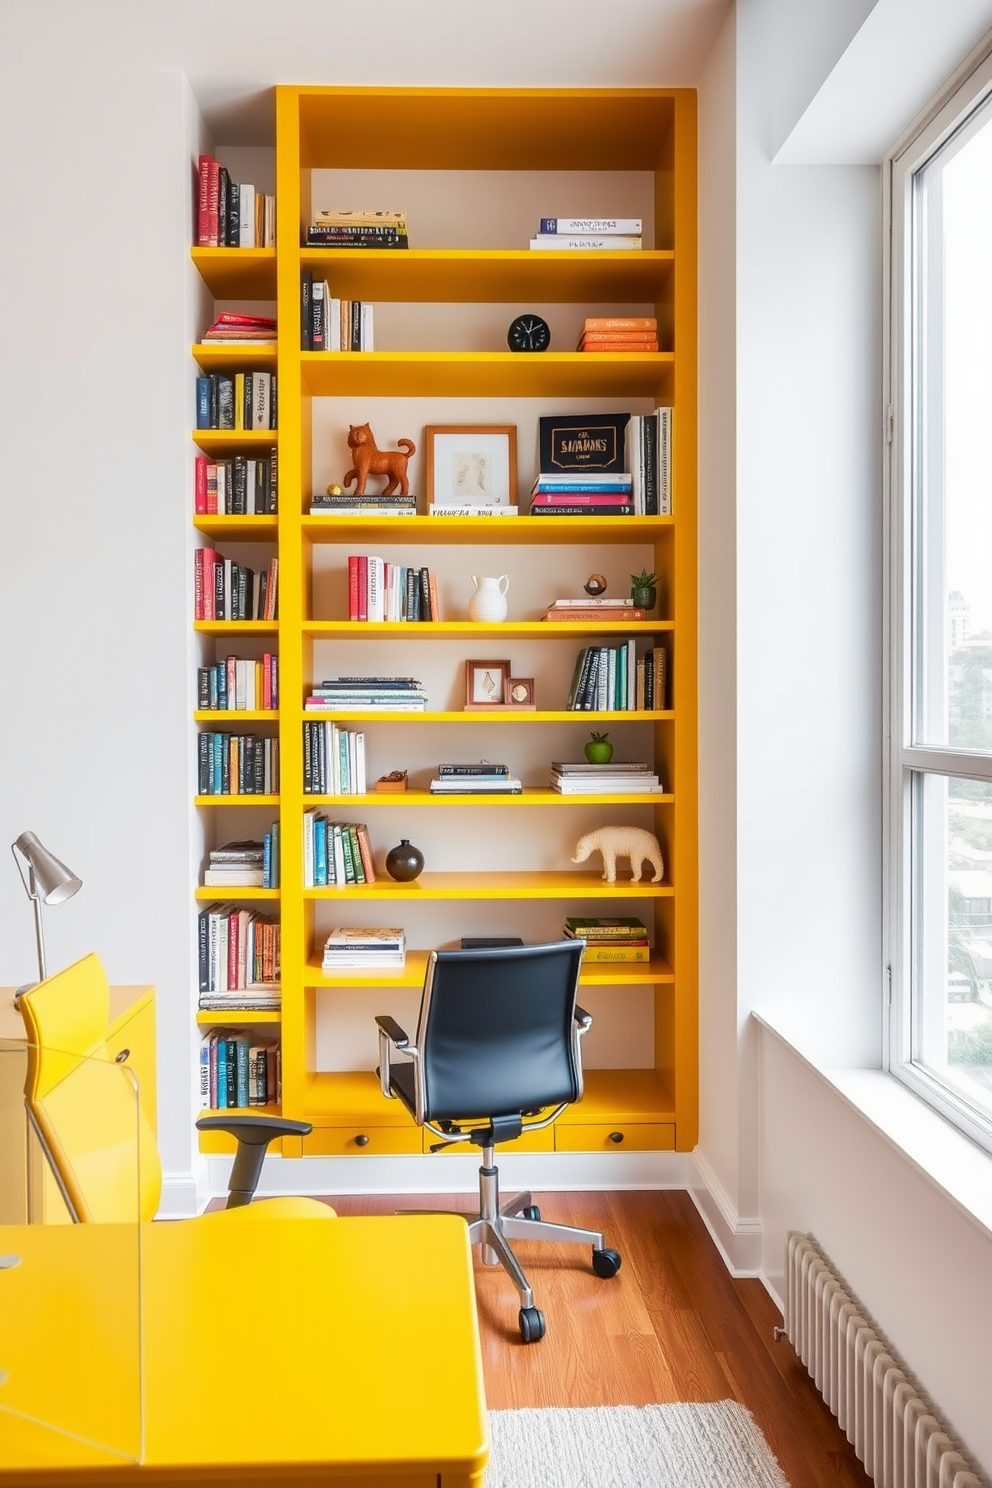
[519,1306,546,1343]
[592,1247,622,1278]
[521,1205,541,1222]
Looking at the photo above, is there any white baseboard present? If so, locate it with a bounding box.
[158,1168,209,1220]
[688,1150,763,1276]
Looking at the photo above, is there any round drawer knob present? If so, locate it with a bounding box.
[354,1133,370,1147]
[608,1131,624,1145]
[114,1048,131,1063]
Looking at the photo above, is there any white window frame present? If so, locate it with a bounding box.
[886,34,992,1150]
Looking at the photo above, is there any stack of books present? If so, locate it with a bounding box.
[346,556,440,620]
[550,762,661,794]
[196,156,275,248]
[563,916,652,963]
[197,905,281,1003]
[577,316,657,353]
[195,371,277,432]
[305,210,409,249]
[322,927,406,971]
[201,312,277,344]
[302,814,376,886]
[194,451,278,516]
[529,472,634,518]
[625,407,673,516]
[197,653,278,711]
[305,677,427,712]
[529,217,643,251]
[193,551,278,621]
[310,491,417,519]
[566,644,667,712]
[203,839,265,887]
[542,597,645,622]
[429,763,523,795]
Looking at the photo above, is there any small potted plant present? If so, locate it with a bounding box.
[585,731,614,764]
[630,568,657,611]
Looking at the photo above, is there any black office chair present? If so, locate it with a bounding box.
[375,940,621,1343]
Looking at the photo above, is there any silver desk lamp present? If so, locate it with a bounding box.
[10,831,82,998]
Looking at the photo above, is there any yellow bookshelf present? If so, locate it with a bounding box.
[191,84,697,1157]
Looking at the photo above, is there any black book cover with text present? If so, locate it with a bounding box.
[539,412,630,474]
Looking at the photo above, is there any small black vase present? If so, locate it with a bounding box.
[385,838,424,882]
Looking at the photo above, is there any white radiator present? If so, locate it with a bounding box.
[782,1232,987,1488]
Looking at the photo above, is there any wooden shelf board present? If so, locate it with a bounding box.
[556,1067,677,1124]
[306,951,673,987]
[192,343,278,371]
[194,795,280,808]
[300,710,672,723]
[302,619,672,639]
[190,247,277,298]
[297,248,673,303]
[300,351,673,399]
[194,515,278,541]
[303,871,672,900]
[195,886,281,901]
[196,1010,282,1025]
[304,789,674,807]
[302,515,674,545]
[191,431,279,455]
[194,711,278,723]
[303,1069,421,1127]
[193,621,279,637]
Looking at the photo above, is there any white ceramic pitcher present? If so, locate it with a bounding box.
[468,574,509,622]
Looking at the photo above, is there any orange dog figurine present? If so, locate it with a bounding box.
[343,423,416,497]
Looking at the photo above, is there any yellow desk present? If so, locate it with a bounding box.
[0,1213,488,1486]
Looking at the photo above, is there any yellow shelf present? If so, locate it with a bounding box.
[194,794,280,807]
[196,1009,282,1025]
[301,350,673,399]
[300,710,672,723]
[194,621,279,637]
[302,619,672,640]
[194,711,278,724]
[304,871,672,900]
[192,343,278,371]
[301,515,674,545]
[191,430,279,456]
[556,1068,676,1125]
[191,247,278,298]
[298,247,673,304]
[307,950,673,988]
[194,515,278,541]
[305,789,674,807]
[195,886,281,901]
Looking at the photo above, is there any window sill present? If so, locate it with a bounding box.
[753,1011,992,1242]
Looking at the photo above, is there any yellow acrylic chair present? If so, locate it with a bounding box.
[18,952,334,1224]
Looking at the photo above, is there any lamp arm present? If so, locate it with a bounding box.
[10,847,46,983]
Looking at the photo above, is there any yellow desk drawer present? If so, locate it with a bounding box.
[425,1124,555,1154]
[303,1125,423,1156]
[555,1121,675,1153]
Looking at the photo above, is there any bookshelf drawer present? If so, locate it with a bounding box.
[303,1125,423,1156]
[555,1122,675,1153]
[425,1125,555,1155]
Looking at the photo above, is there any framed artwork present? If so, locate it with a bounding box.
[465,660,511,709]
[507,677,536,709]
[426,425,518,507]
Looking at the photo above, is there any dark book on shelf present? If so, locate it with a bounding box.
[538,412,629,474]
[300,270,313,351]
[460,937,525,949]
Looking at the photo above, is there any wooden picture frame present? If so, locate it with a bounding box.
[426,425,518,508]
[507,677,536,709]
[464,660,511,709]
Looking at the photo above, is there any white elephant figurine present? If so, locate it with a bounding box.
[571,825,664,884]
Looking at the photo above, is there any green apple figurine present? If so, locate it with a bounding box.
[585,731,614,764]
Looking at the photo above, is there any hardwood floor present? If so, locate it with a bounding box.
[322,1187,873,1488]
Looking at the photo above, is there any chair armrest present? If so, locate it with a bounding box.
[574,1005,593,1034]
[194,1115,314,1209]
[375,1015,412,1101]
[374,1014,409,1047]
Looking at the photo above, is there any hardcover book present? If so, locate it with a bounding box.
[538,413,629,474]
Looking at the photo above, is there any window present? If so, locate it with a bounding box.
[888,39,992,1147]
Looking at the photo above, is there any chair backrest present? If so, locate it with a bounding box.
[18,953,162,1223]
[416,940,585,1123]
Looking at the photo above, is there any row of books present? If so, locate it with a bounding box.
[202,832,279,889]
[302,814,376,887]
[550,762,661,795]
[197,654,279,713]
[300,275,375,350]
[530,471,634,518]
[310,492,417,518]
[196,155,275,249]
[197,903,281,995]
[195,371,278,432]
[563,915,652,963]
[201,312,277,345]
[542,596,645,622]
[303,722,367,796]
[194,451,278,516]
[566,644,668,712]
[197,734,279,796]
[530,216,643,251]
[305,209,408,250]
[347,556,441,622]
[429,762,522,795]
[322,926,405,970]
[305,677,427,713]
[199,1032,281,1111]
[577,315,658,353]
[625,408,673,517]
[193,553,278,622]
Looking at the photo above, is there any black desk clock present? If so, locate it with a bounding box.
[507,313,551,352]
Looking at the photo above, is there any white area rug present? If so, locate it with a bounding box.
[486,1402,792,1488]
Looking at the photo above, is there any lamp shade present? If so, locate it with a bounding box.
[12,832,82,904]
